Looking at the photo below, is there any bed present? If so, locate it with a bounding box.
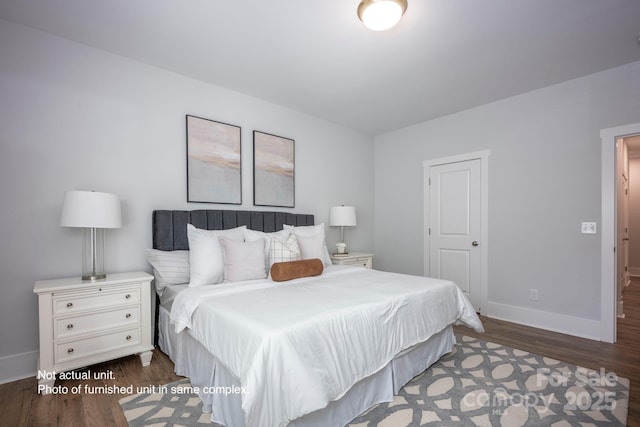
[148,209,483,427]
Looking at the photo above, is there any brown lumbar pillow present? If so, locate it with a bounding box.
[270,258,324,282]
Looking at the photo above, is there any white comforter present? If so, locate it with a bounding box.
[171,266,483,427]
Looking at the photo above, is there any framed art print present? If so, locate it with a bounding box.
[186,115,242,204]
[253,130,295,208]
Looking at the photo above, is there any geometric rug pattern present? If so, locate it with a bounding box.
[120,335,629,426]
[348,335,629,426]
[119,379,213,427]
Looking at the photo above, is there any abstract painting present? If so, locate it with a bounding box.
[186,115,241,204]
[253,131,295,208]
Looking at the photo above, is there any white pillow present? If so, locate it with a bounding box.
[295,234,329,264]
[187,224,246,287]
[283,223,332,266]
[269,233,302,266]
[220,238,266,282]
[144,249,190,296]
[243,228,291,274]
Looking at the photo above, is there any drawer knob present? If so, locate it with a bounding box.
[67,324,74,330]
[125,313,132,319]
[126,335,132,340]
[66,302,73,308]
[67,348,74,354]
[125,294,131,299]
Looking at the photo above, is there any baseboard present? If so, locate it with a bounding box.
[628,267,640,277]
[0,350,38,385]
[485,302,601,341]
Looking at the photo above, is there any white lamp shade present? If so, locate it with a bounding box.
[330,206,357,227]
[60,191,122,228]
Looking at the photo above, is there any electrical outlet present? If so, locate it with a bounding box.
[530,289,539,301]
[581,222,597,234]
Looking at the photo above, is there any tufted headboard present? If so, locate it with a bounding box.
[152,209,314,251]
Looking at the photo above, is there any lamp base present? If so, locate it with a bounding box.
[82,273,106,281]
[82,227,106,282]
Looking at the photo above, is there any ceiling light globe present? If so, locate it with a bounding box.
[358,0,407,31]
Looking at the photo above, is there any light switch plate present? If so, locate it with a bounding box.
[581,222,597,234]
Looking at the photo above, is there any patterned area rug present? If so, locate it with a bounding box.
[119,335,629,426]
[119,379,212,426]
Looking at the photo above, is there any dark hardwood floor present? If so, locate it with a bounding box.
[0,348,183,427]
[2,281,640,426]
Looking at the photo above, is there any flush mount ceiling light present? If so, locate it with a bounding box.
[357,0,408,31]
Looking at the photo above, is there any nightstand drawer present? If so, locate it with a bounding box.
[55,327,141,364]
[54,306,140,339]
[53,287,140,315]
[330,253,374,269]
[341,257,373,269]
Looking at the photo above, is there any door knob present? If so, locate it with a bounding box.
[472,241,479,246]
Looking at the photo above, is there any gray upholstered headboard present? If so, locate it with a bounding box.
[152,209,314,251]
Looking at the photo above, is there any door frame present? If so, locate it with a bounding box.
[601,122,640,343]
[423,150,489,313]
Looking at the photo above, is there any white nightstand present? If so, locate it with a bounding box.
[33,271,154,392]
[330,252,374,269]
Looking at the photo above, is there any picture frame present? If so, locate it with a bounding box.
[253,130,295,208]
[186,115,242,204]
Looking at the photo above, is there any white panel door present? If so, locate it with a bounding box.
[429,159,481,310]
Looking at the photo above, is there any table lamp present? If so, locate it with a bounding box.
[60,190,122,281]
[329,205,357,254]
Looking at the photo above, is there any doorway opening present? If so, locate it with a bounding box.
[600,123,640,343]
[617,136,640,318]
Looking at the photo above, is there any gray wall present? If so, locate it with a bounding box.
[0,20,374,381]
[374,60,640,330]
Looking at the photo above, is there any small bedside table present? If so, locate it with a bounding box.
[330,252,374,269]
[33,271,154,392]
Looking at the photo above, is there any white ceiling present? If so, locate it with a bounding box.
[1,0,639,135]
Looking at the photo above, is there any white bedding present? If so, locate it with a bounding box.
[159,283,188,310]
[170,265,483,427]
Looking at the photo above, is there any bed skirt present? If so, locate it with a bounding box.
[158,305,455,427]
